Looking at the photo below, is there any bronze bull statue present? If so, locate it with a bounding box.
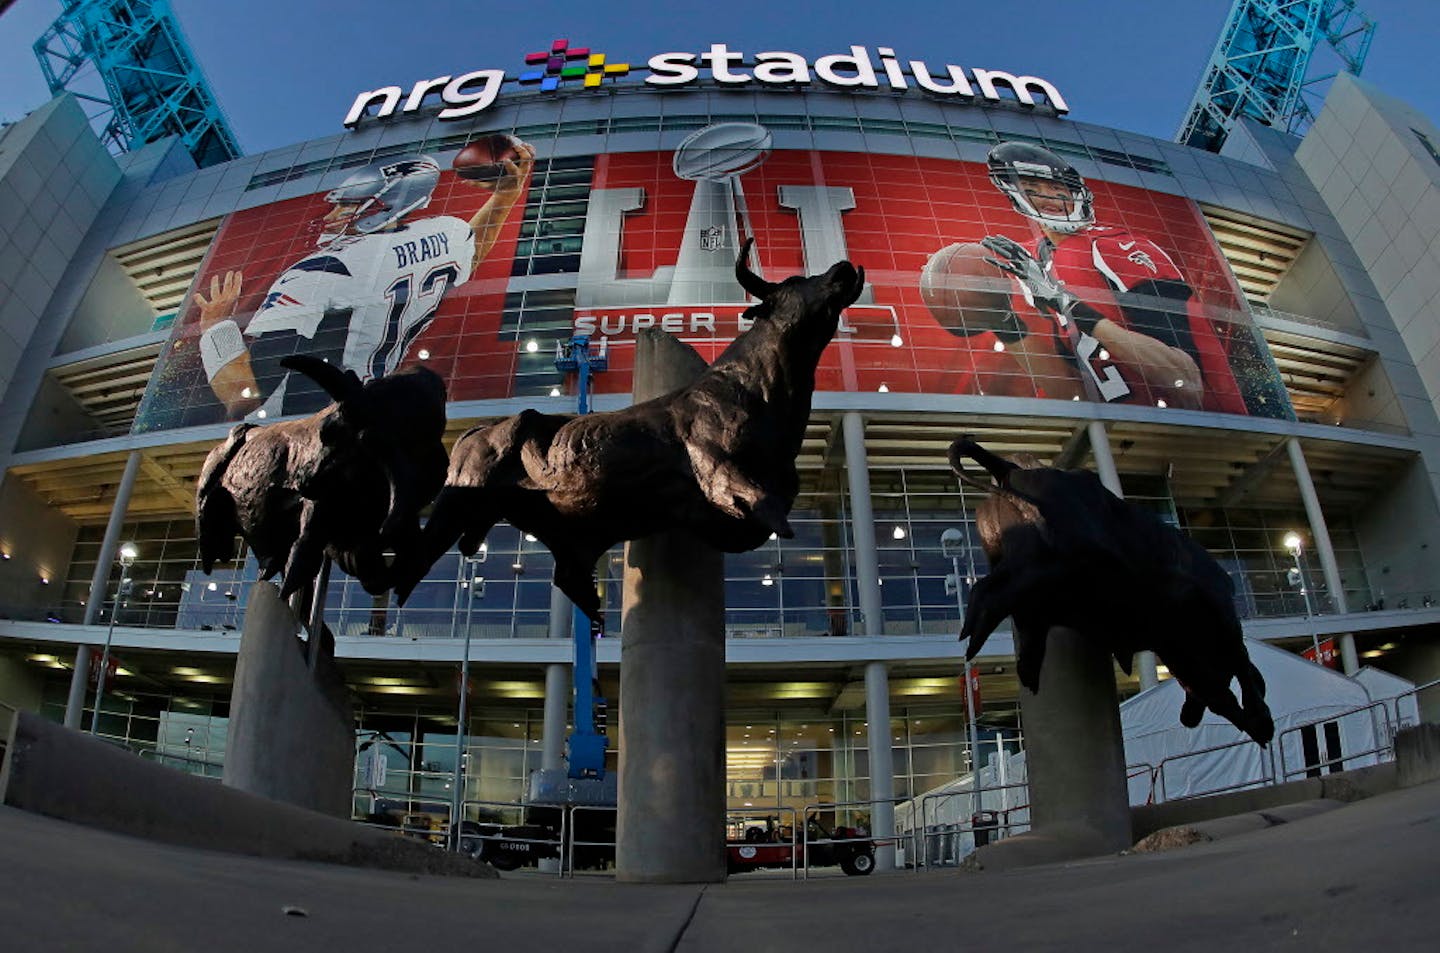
[196,355,449,599]
[951,436,1274,746]
[393,241,865,619]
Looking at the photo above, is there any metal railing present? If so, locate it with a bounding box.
[726,807,800,879]
[1276,700,1396,782]
[798,797,901,878]
[563,804,616,878]
[906,781,1032,869]
[1153,739,1278,803]
[139,748,223,780]
[1389,678,1440,733]
[1126,762,1158,806]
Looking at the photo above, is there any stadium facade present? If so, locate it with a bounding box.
[2,46,1439,832]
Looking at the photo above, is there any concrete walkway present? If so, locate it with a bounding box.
[5,780,1439,952]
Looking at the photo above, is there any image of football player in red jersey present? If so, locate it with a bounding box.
[193,143,534,420]
[929,142,1246,412]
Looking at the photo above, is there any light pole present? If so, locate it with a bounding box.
[91,541,137,735]
[940,527,983,825]
[451,555,484,851]
[1284,532,1323,662]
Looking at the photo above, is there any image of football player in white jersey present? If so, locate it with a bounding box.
[193,143,534,419]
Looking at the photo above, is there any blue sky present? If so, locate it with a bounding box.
[2,0,1437,154]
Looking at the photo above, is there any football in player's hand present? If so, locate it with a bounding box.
[920,242,1017,337]
[453,134,523,183]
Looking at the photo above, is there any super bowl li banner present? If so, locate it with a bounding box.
[134,124,1292,432]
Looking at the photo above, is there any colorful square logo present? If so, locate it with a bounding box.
[519,38,630,91]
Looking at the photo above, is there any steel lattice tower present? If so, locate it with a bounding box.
[1176,0,1375,153]
[33,0,240,168]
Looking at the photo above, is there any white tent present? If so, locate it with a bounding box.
[1351,665,1422,737]
[897,642,1413,864]
[1122,639,1383,805]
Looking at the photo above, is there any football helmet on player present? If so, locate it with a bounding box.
[320,155,441,242]
[987,143,1094,234]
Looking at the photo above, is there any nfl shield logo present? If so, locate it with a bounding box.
[699,225,725,251]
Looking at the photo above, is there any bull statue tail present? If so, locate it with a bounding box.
[734,237,776,300]
[281,354,363,404]
[948,436,1014,492]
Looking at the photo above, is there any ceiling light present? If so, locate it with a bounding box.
[993,340,1006,352]
[525,340,539,353]
[418,349,431,360]
[889,333,903,348]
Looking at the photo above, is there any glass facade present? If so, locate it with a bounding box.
[28,459,1370,633]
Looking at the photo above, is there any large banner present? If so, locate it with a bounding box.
[134,125,1291,432]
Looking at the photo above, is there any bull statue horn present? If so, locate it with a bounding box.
[281,354,364,404]
[734,238,776,300]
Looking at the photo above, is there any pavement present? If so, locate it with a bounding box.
[5,779,1439,952]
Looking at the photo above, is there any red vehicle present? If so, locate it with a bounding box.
[726,817,876,876]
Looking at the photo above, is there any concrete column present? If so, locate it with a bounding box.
[1087,422,1158,691]
[864,661,896,871]
[616,329,726,883]
[543,586,572,768]
[65,450,141,729]
[538,656,569,874]
[542,662,569,771]
[841,412,883,637]
[842,414,896,867]
[1286,438,1358,673]
[998,627,1132,861]
[223,582,354,817]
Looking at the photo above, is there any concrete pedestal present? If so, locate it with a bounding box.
[223,583,354,818]
[616,330,727,883]
[976,626,1132,869]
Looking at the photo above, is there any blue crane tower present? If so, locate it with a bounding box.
[1176,0,1376,153]
[33,1,241,168]
[553,335,611,780]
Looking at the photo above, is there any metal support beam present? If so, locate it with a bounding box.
[1216,441,1289,510]
[1087,423,1158,690]
[66,450,141,728]
[842,413,883,638]
[1052,424,1091,470]
[864,661,896,872]
[1286,438,1358,673]
[1175,0,1376,152]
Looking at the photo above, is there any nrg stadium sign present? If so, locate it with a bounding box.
[343,41,1069,128]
